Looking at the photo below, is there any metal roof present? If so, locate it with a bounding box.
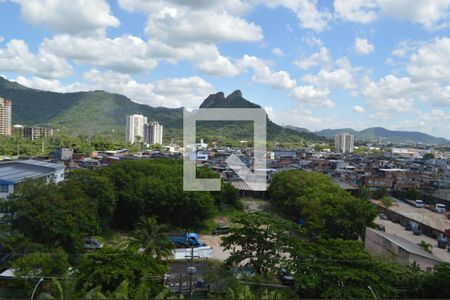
[0,160,64,184]
[366,227,441,261]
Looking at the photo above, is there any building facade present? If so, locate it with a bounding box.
[126,114,147,144]
[144,121,163,145]
[23,127,54,140]
[335,133,355,153]
[0,98,12,136]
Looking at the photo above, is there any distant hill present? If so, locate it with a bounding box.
[0,77,322,144]
[316,127,449,145]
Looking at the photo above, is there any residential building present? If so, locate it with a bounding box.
[144,121,163,145]
[126,114,147,144]
[0,98,12,136]
[335,133,354,153]
[22,127,54,140]
[0,160,65,199]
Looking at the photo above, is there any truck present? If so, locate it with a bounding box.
[168,233,205,248]
[167,233,213,260]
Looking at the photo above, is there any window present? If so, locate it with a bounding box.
[0,184,8,193]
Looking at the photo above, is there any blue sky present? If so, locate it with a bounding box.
[1,0,450,138]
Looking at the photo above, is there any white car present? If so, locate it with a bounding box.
[436,204,446,213]
[415,200,424,208]
[83,238,104,250]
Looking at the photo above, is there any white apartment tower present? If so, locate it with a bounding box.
[335,132,355,153]
[0,97,12,136]
[126,114,147,144]
[144,121,163,145]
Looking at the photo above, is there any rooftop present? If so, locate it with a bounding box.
[0,160,64,184]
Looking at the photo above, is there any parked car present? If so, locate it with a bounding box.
[415,200,424,208]
[437,234,448,249]
[379,213,388,220]
[374,224,385,232]
[83,238,103,250]
[436,204,446,213]
[279,268,295,286]
[413,228,422,236]
[212,224,230,235]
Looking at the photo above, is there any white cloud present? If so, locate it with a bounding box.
[0,36,4,43]
[304,36,323,47]
[238,55,296,89]
[0,39,73,79]
[42,34,157,73]
[294,47,330,69]
[406,37,450,82]
[353,105,366,113]
[290,85,334,108]
[265,0,332,32]
[144,7,263,47]
[270,106,323,128]
[302,68,356,89]
[334,0,378,23]
[378,0,450,30]
[15,70,215,108]
[272,48,285,57]
[12,0,119,34]
[354,38,374,54]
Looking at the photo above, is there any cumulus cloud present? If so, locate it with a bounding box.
[290,85,334,108]
[334,0,378,23]
[353,105,366,113]
[378,0,450,30]
[0,39,73,79]
[294,47,330,70]
[15,70,215,108]
[42,34,157,73]
[302,68,356,90]
[238,55,296,89]
[406,37,450,82]
[272,48,284,57]
[12,0,119,34]
[354,38,375,54]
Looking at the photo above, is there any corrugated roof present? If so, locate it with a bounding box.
[0,160,63,184]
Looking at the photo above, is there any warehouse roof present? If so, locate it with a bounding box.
[0,160,64,184]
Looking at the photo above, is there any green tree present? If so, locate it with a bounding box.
[7,179,99,252]
[134,217,174,259]
[269,170,376,239]
[420,263,450,298]
[222,213,299,275]
[418,240,433,254]
[290,239,421,299]
[75,248,166,298]
[359,185,372,201]
[423,153,435,160]
[380,196,394,210]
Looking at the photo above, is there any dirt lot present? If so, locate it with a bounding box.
[201,234,231,261]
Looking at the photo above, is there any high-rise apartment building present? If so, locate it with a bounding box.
[23,127,54,140]
[335,133,355,153]
[144,121,163,145]
[126,114,148,144]
[0,97,12,136]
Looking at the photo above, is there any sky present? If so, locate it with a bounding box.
[0,0,450,139]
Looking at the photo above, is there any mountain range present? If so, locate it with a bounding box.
[1,76,448,145]
[287,125,449,145]
[0,77,318,144]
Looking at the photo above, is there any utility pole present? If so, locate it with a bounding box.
[186,246,199,299]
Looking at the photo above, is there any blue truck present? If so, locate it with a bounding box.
[168,233,205,248]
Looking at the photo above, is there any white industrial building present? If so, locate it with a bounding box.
[0,160,65,199]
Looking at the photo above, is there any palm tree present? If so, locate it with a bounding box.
[134,217,174,259]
